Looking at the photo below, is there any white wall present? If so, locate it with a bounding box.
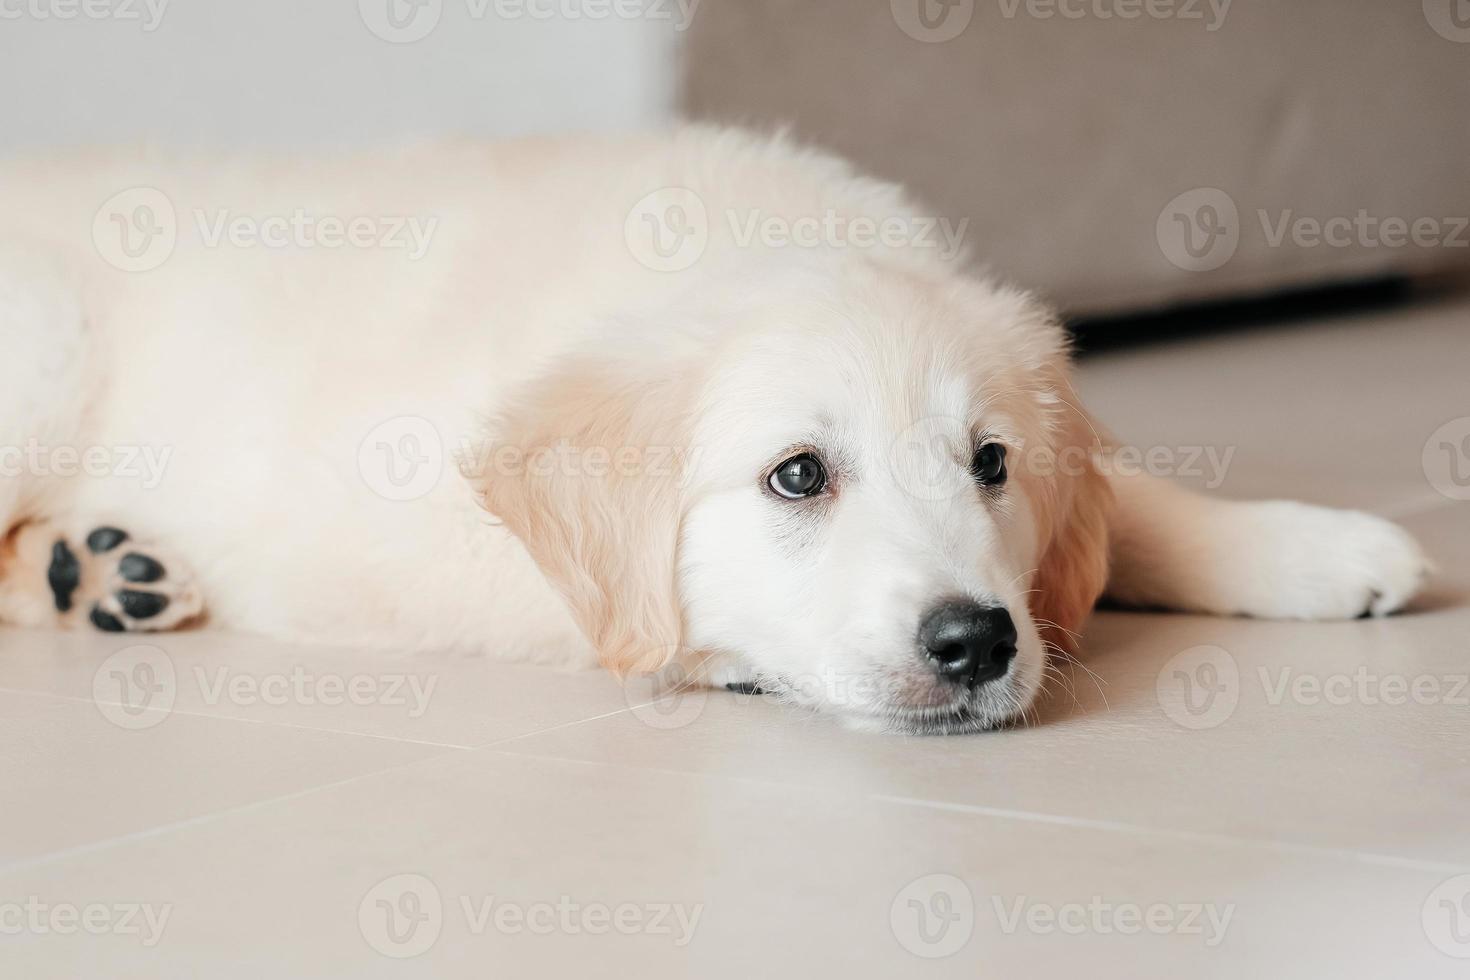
[0,0,685,151]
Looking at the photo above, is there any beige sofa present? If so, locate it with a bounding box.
[682,0,1470,316]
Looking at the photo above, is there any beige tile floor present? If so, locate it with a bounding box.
[3,293,1469,978]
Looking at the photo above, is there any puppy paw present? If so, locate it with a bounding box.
[50,527,204,632]
[1234,502,1431,621]
[697,652,765,693]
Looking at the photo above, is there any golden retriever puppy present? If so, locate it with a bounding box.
[0,127,1428,733]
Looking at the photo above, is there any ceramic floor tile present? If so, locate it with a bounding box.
[0,627,633,748]
[0,689,451,867]
[6,295,1469,977]
[1403,503,1470,593]
[492,500,1470,864]
[1,751,1462,979]
[1075,293,1470,512]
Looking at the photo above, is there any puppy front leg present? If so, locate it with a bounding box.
[1103,472,1431,620]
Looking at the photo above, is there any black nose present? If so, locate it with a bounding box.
[919,601,1018,688]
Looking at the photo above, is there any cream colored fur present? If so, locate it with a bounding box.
[0,127,1430,733]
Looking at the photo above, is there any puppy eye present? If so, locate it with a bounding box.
[769,453,827,499]
[972,443,1007,487]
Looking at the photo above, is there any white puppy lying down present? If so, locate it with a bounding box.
[0,127,1428,734]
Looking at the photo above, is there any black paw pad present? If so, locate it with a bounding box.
[117,590,169,619]
[86,527,130,554]
[118,553,166,583]
[47,540,81,612]
[89,605,125,632]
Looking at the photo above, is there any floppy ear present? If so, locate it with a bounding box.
[1029,396,1115,654]
[465,356,697,675]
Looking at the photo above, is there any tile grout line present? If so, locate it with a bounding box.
[475,705,652,749]
[876,795,1468,875]
[0,685,479,750]
[0,704,650,877]
[0,753,458,877]
[7,729,1461,880]
[478,744,1468,876]
[9,675,1464,878]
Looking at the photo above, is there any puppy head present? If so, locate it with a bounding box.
[474,269,1112,733]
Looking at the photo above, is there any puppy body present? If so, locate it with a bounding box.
[0,130,950,660]
[0,127,1428,732]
